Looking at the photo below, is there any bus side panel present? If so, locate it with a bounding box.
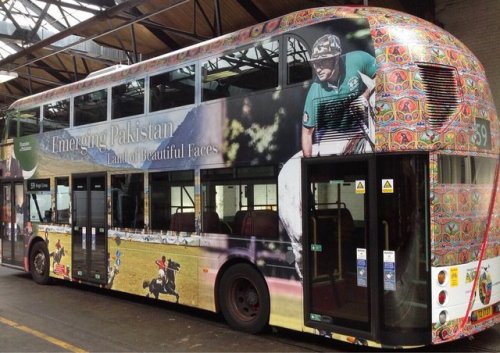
[429,153,500,342]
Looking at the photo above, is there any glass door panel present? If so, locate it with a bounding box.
[71,174,107,284]
[305,160,369,329]
[1,182,25,267]
[377,155,430,332]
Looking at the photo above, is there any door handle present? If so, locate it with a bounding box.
[82,226,86,250]
[382,220,389,250]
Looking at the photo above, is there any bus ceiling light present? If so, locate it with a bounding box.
[439,310,447,325]
[0,70,18,84]
[438,270,446,285]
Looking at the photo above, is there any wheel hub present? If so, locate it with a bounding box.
[246,289,258,306]
[34,252,46,275]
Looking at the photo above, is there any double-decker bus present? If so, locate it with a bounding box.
[0,6,498,348]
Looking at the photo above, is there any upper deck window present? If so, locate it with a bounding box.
[287,36,312,84]
[150,65,195,112]
[202,40,279,101]
[3,110,17,139]
[74,89,107,126]
[112,79,145,119]
[438,155,496,184]
[43,99,70,132]
[19,107,41,136]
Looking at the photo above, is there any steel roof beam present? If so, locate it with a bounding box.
[27,54,72,83]
[75,0,116,7]
[0,1,23,30]
[18,0,67,31]
[4,79,28,96]
[28,2,50,42]
[128,7,182,51]
[32,0,102,14]
[0,0,187,68]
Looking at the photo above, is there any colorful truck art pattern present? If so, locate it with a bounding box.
[5,6,497,349]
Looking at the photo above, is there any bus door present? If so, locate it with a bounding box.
[304,156,372,332]
[303,154,430,345]
[1,181,25,267]
[71,174,107,284]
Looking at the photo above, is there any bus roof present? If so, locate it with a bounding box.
[9,6,482,111]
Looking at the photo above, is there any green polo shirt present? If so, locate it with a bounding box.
[303,50,377,128]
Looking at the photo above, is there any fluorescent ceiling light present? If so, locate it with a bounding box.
[0,70,18,83]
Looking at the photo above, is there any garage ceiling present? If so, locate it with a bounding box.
[0,0,433,112]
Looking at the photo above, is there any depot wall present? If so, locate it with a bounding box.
[435,0,500,110]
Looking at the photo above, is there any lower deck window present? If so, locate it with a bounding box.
[149,170,195,232]
[201,166,278,237]
[56,177,70,223]
[111,173,144,229]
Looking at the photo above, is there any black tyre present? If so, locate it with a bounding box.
[219,263,270,334]
[30,241,50,285]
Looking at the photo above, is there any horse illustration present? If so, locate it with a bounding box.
[107,265,119,289]
[50,246,65,272]
[143,259,181,302]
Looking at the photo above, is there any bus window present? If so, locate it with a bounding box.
[202,40,279,101]
[74,89,107,126]
[5,110,17,139]
[438,155,497,185]
[27,179,51,223]
[0,115,5,140]
[43,99,70,132]
[55,177,70,224]
[201,166,278,237]
[471,156,497,184]
[111,173,144,229]
[149,170,195,232]
[112,79,145,119]
[19,108,41,136]
[149,65,195,112]
[287,36,312,85]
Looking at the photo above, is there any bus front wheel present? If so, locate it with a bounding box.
[219,263,270,334]
[30,241,50,285]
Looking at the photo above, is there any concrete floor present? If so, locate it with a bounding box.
[0,266,498,353]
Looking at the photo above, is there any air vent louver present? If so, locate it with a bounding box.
[314,94,368,143]
[417,64,461,129]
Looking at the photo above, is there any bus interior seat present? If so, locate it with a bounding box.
[232,210,248,235]
[169,212,195,233]
[202,210,221,233]
[312,207,355,277]
[241,210,278,238]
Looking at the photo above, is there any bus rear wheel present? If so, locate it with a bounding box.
[219,263,270,334]
[30,241,50,285]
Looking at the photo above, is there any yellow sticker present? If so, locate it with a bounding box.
[382,179,394,193]
[450,267,459,287]
[355,180,365,194]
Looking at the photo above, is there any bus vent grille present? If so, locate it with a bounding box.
[417,64,461,129]
[314,94,368,143]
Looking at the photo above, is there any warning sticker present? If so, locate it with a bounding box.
[450,267,459,287]
[357,248,367,287]
[382,179,394,193]
[383,250,396,291]
[355,180,366,194]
